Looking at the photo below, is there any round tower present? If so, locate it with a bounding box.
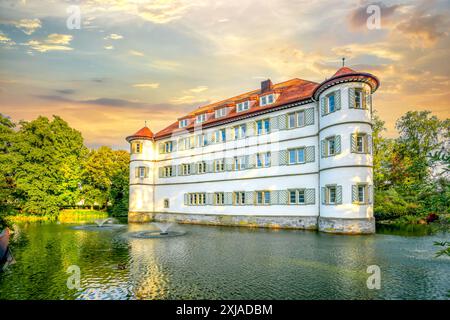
[314,67,379,234]
[126,125,156,222]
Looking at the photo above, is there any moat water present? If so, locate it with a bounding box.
[0,220,449,299]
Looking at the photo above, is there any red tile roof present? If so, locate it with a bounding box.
[127,67,379,141]
[126,126,154,142]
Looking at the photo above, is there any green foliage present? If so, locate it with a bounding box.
[0,114,129,219]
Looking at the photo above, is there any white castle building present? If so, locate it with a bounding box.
[126,66,379,234]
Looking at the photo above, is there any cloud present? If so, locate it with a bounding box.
[171,95,202,104]
[104,45,114,50]
[25,34,73,52]
[395,10,449,48]
[129,50,144,56]
[0,31,15,46]
[55,89,76,95]
[332,42,403,61]
[104,33,123,40]
[85,0,204,24]
[188,85,208,93]
[133,83,160,89]
[148,59,180,71]
[10,18,41,35]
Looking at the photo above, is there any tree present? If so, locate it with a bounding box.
[12,116,87,216]
[81,147,129,213]
[372,112,394,190]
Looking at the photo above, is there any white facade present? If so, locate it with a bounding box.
[127,70,379,234]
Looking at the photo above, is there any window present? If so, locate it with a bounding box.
[181,164,191,175]
[214,159,225,172]
[215,108,227,118]
[260,94,275,106]
[196,113,207,124]
[234,192,246,205]
[138,166,146,178]
[288,148,305,164]
[214,129,226,143]
[131,142,142,154]
[237,100,250,112]
[163,166,173,177]
[327,94,335,113]
[189,193,206,205]
[327,186,336,204]
[179,119,189,128]
[197,161,206,174]
[288,111,305,129]
[233,124,246,140]
[233,156,245,171]
[358,185,365,203]
[256,191,270,205]
[256,119,270,135]
[214,192,224,205]
[357,135,364,153]
[196,134,207,147]
[163,199,169,208]
[289,189,305,204]
[354,88,365,109]
[257,152,271,168]
[327,137,336,156]
[163,141,173,153]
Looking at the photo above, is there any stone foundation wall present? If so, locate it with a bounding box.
[129,211,318,230]
[128,212,376,234]
[318,217,375,234]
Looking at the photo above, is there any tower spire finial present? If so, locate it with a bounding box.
[342,57,346,67]
[144,120,147,127]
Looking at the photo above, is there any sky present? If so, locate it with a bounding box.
[0,0,449,150]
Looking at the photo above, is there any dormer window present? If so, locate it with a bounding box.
[260,94,275,106]
[215,108,227,118]
[179,119,189,128]
[236,101,250,112]
[196,113,206,124]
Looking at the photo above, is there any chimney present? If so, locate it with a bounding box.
[261,79,273,93]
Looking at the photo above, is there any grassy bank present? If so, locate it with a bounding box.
[5,209,109,224]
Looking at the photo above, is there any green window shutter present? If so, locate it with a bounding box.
[271,151,279,167]
[145,167,149,178]
[352,185,358,203]
[305,107,314,125]
[269,191,277,205]
[184,194,188,205]
[135,167,139,178]
[335,135,341,154]
[351,133,356,153]
[321,140,326,158]
[278,150,288,166]
[171,165,176,176]
[177,164,182,175]
[348,88,355,109]
[245,191,254,205]
[321,187,326,205]
[305,146,315,163]
[159,143,164,154]
[305,188,315,204]
[335,90,341,110]
[224,192,233,205]
[206,161,214,173]
[226,128,233,141]
[336,186,342,204]
[363,91,368,110]
[249,154,257,168]
[367,135,372,154]
[270,117,279,132]
[368,185,373,204]
[158,167,163,178]
[244,155,250,169]
[206,193,213,205]
[247,122,256,136]
[278,114,287,130]
[172,140,177,151]
[190,163,196,174]
[278,190,288,204]
[225,157,233,171]
[320,97,326,116]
